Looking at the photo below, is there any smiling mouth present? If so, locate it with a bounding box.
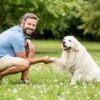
[28,29,33,32]
[26,29,34,34]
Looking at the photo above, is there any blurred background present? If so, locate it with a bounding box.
[0,0,100,41]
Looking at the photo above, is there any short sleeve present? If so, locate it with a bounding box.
[10,34,25,53]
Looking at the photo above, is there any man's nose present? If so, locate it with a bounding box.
[29,25,34,29]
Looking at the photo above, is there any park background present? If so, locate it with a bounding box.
[0,0,100,100]
[0,0,100,41]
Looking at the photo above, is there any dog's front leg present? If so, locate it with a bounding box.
[50,57,66,72]
[50,57,66,66]
[71,69,82,85]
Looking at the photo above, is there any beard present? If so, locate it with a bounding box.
[23,28,34,35]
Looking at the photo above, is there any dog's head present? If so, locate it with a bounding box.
[62,36,80,52]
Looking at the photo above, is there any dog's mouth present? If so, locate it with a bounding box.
[63,46,71,51]
[62,41,72,51]
[63,44,71,50]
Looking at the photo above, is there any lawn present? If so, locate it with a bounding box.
[0,40,100,100]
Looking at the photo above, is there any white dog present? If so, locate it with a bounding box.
[50,36,100,85]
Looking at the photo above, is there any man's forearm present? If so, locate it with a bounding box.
[26,58,43,65]
[26,56,52,65]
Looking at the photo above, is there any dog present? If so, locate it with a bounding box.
[50,36,100,85]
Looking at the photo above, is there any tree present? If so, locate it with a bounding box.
[0,0,80,37]
[78,0,100,37]
[0,0,99,40]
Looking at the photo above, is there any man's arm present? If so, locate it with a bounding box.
[26,56,52,65]
[16,52,52,65]
[25,39,35,58]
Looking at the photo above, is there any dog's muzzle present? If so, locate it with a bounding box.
[62,41,71,51]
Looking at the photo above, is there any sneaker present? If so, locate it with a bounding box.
[19,80,30,84]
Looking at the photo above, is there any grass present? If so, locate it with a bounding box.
[0,40,100,100]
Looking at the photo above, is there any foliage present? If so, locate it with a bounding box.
[0,0,100,40]
[0,0,82,34]
[0,0,67,31]
[78,0,100,37]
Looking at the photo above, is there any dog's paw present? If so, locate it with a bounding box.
[49,57,57,62]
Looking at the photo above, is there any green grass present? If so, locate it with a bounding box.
[0,40,100,100]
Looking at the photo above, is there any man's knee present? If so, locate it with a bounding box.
[21,60,30,70]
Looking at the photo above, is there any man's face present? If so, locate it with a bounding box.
[22,18,37,35]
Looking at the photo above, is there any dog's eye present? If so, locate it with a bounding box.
[68,40,72,42]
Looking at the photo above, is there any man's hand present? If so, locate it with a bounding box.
[42,56,53,64]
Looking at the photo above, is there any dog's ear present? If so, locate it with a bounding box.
[73,37,80,51]
[75,41,80,51]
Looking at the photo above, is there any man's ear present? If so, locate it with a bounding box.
[20,20,25,27]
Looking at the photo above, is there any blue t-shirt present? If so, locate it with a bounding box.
[0,25,26,57]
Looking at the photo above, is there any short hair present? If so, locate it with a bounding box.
[20,13,39,23]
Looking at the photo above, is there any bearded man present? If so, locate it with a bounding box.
[0,13,52,84]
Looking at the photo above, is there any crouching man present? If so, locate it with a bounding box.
[0,13,52,84]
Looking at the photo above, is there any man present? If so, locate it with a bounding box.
[0,13,52,84]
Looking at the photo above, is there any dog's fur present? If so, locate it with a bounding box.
[50,36,100,85]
